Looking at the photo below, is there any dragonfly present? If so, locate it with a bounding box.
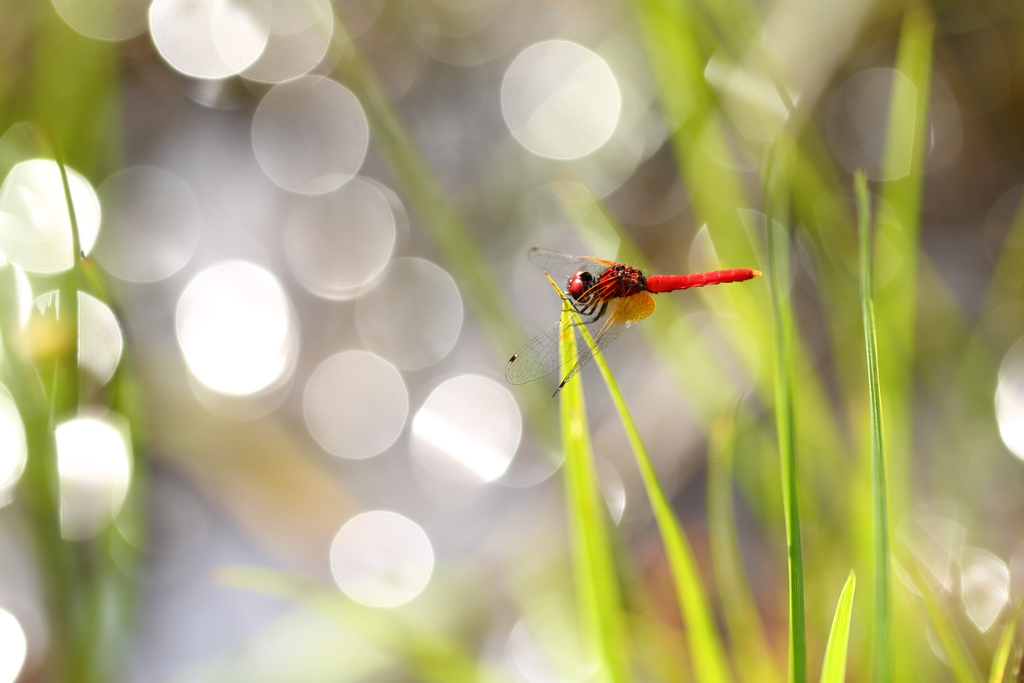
[505,248,761,395]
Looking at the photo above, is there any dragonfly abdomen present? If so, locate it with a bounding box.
[645,269,761,292]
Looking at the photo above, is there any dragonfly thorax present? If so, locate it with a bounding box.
[568,264,649,304]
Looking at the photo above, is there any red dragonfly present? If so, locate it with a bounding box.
[506,248,761,394]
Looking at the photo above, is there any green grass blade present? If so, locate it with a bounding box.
[900,558,983,683]
[765,145,805,683]
[873,3,935,518]
[856,171,891,683]
[326,13,558,446]
[708,414,783,683]
[984,176,1024,309]
[634,0,851,546]
[328,19,517,356]
[219,566,510,683]
[921,594,983,683]
[819,572,856,683]
[988,593,1024,683]
[554,281,629,683]
[563,290,731,683]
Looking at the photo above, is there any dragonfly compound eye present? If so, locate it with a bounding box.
[567,271,592,300]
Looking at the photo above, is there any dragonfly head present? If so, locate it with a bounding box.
[567,270,594,301]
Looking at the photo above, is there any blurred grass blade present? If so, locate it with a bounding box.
[819,572,856,683]
[856,171,891,683]
[873,3,935,517]
[921,588,983,683]
[550,275,629,683]
[557,281,731,683]
[632,0,775,381]
[984,174,1024,308]
[900,558,983,683]
[328,25,517,350]
[219,566,510,683]
[988,594,1024,683]
[708,413,783,683]
[53,148,81,414]
[326,13,558,445]
[765,145,805,683]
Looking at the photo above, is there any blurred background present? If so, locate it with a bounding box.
[3,0,1024,681]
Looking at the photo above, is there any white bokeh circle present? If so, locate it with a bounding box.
[330,510,434,607]
[411,375,520,483]
[303,351,408,459]
[284,177,395,299]
[0,608,27,683]
[355,258,462,369]
[149,0,272,78]
[0,388,26,506]
[253,76,369,194]
[0,159,100,273]
[55,414,133,540]
[176,261,296,396]
[501,41,621,159]
[93,166,201,283]
[242,0,334,83]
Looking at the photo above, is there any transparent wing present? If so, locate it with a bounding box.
[504,318,571,385]
[505,291,657,393]
[527,247,615,279]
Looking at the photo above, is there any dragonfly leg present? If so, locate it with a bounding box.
[573,299,607,324]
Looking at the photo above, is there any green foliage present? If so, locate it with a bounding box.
[558,279,732,683]
[6,1,1023,683]
[819,572,856,683]
[0,129,140,681]
[857,170,891,683]
[219,566,511,683]
[555,279,631,683]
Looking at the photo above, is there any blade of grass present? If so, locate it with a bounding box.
[873,2,935,520]
[900,557,983,683]
[989,593,1024,683]
[708,413,783,683]
[856,171,891,683]
[765,143,805,683]
[550,275,629,683]
[326,12,557,449]
[31,2,121,175]
[920,591,983,683]
[819,572,856,683]
[329,29,519,352]
[219,566,510,683]
[632,0,776,380]
[550,277,732,683]
[1,127,131,683]
[0,263,75,682]
[53,141,82,415]
[983,182,1024,310]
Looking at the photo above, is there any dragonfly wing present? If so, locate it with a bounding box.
[505,318,574,384]
[527,248,615,279]
[553,292,656,393]
[610,290,656,324]
[506,294,627,387]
